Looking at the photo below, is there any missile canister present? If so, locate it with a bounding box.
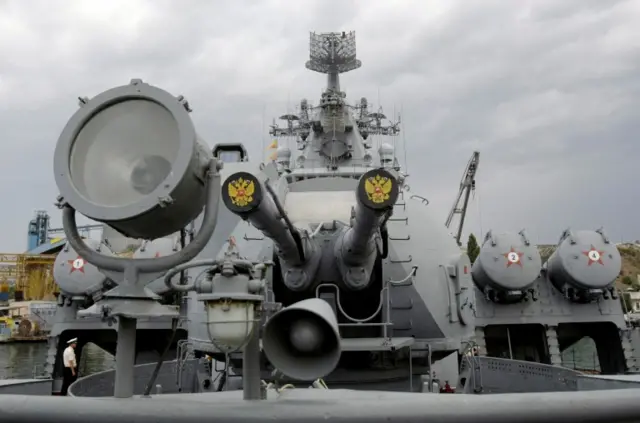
[471,231,542,292]
[53,239,115,297]
[547,229,621,290]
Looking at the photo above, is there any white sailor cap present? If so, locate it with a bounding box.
[67,338,78,344]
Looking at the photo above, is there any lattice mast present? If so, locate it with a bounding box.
[445,151,480,246]
[305,31,362,92]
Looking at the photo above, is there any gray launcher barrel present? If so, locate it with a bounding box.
[221,171,304,266]
[340,168,400,265]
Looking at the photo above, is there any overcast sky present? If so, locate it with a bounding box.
[1,0,638,252]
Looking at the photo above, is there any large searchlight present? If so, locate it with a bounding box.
[54,78,213,240]
[52,79,222,399]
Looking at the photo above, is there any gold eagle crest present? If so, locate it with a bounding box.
[227,177,255,207]
[364,174,393,204]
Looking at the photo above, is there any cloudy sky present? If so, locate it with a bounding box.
[1,0,638,252]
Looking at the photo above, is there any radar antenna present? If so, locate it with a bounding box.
[445,151,480,246]
[306,31,361,91]
[268,101,312,144]
[357,105,401,137]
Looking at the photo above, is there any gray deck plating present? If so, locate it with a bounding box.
[0,379,41,386]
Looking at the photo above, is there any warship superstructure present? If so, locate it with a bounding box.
[177,31,474,391]
[1,31,640,423]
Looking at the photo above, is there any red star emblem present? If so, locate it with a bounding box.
[503,247,524,268]
[154,252,161,258]
[68,256,85,273]
[582,245,605,266]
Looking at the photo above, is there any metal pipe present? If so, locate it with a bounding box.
[3,389,640,422]
[142,318,179,397]
[242,326,261,400]
[113,317,136,398]
[507,327,513,360]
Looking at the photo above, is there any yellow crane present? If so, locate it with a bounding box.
[0,254,57,301]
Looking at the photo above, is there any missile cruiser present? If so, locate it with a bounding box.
[1,31,640,423]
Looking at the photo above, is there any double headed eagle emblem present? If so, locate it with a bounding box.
[365,174,393,204]
[228,177,255,207]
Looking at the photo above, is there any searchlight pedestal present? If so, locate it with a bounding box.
[53,79,222,399]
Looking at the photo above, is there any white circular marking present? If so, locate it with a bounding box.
[507,252,519,263]
[588,250,600,261]
[72,258,84,269]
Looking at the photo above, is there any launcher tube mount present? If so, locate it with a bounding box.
[344,168,399,259]
[336,168,399,290]
[221,172,305,266]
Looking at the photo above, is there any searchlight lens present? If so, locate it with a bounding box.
[69,99,179,207]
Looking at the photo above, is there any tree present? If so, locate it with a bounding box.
[622,276,634,286]
[467,233,481,265]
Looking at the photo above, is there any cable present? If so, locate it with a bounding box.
[143,318,179,397]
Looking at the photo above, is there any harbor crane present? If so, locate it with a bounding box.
[445,151,480,246]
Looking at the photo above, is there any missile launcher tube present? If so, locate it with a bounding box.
[340,168,400,265]
[547,229,621,291]
[471,230,541,293]
[221,172,305,266]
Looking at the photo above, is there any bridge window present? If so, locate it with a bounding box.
[212,144,247,163]
[218,150,242,163]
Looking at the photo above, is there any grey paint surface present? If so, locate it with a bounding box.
[2,388,640,423]
[547,229,621,290]
[459,355,640,393]
[53,239,115,297]
[473,229,626,326]
[134,235,183,295]
[4,30,639,422]
[184,32,475,385]
[53,80,211,239]
[0,379,52,395]
[41,32,475,395]
[472,230,542,292]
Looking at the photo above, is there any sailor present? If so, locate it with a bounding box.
[60,337,78,396]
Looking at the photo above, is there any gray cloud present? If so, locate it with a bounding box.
[0,0,638,251]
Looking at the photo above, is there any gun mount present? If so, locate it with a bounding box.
[221,171,321,292]
[335,168,400,290]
